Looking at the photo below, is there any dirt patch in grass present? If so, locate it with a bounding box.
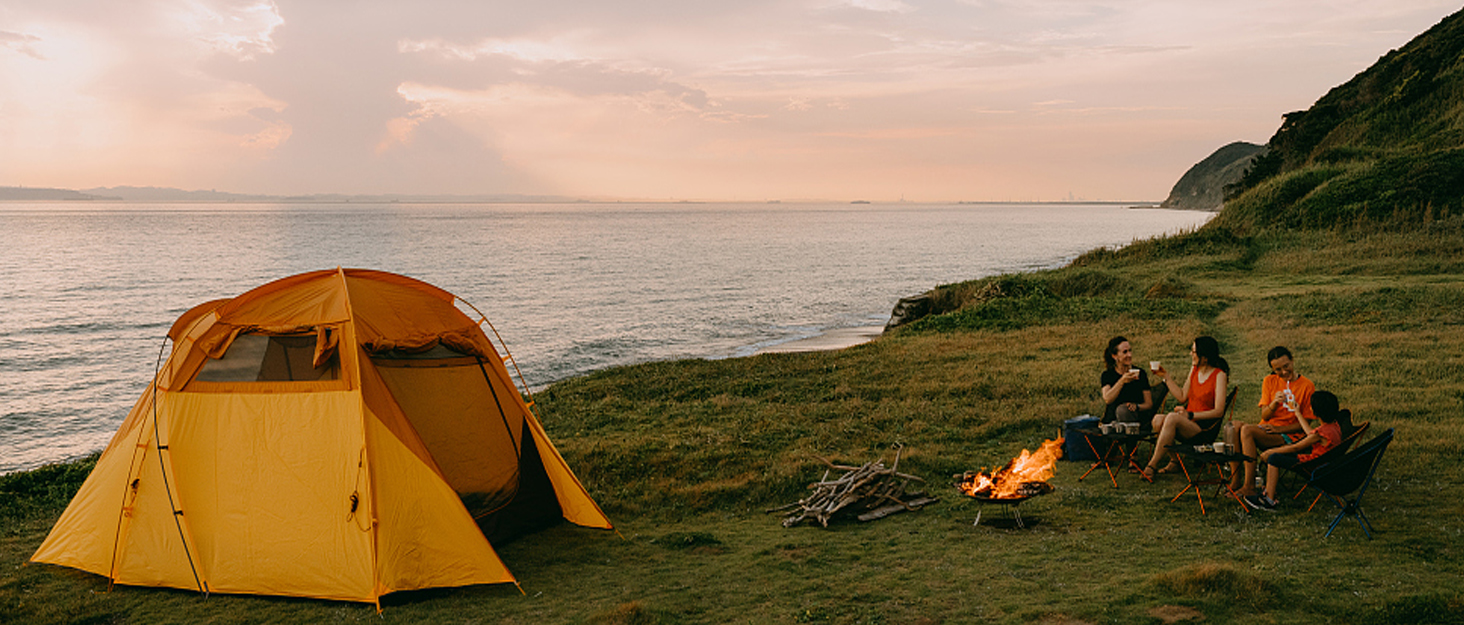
[1150,561,1275,607]
[588,601,675,625]
[1148,605,1206,623]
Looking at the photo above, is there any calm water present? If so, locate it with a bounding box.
[0,202,1211,473]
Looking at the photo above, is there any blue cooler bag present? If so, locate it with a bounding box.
[1061,414,1100,462]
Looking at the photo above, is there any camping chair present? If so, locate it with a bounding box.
[1166,385,1243,515]
[1112,381,1174,484]
[1288,420,1372,510]
[1307,428,1394,539]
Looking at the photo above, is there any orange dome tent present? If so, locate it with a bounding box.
[30,269,612,606]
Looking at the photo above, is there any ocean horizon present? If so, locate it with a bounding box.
[0,201,1212,474]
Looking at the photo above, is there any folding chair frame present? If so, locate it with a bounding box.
[1310,428,1394,539]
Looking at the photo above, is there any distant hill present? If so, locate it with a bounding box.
[0,186,121,201]
[80,186,579,204]
[0,185,581,204]
[80,186,269,202]
[1160,141,1265,211]
[1217,8,1464,231]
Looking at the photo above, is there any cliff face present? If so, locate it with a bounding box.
[1216,8,1464,232]
[1160,142,1265,211]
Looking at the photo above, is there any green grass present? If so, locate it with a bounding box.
[5,225,1464,624]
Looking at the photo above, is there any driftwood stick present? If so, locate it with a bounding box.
[856,504,906,522]
[778,450,937,527]
[857,496,939,522]
[764,501,803,514]
[811,455,862,472]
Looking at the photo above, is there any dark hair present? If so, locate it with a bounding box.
[1310,390,1348,425]
[1266,346,1293,364]
[1104,336,1128,370]
[1193,336,1230,374]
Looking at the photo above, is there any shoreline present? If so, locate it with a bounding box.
[754,325,885,354]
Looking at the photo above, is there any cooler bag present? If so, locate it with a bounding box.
[1061,414,1100,461]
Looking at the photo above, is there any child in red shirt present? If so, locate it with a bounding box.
[1244,390,1347,512]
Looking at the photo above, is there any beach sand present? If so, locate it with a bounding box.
[755,325,885,354]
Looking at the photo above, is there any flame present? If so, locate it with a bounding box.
[959,438,1064,499]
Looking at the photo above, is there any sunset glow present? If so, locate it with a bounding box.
[1,1,1458,200]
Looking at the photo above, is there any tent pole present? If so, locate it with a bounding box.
[477,360,522,457]
[151,379,205,595]
[341,268,386,608]
[105,335,170,589]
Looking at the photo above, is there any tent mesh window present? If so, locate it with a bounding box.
[195,333,340,382]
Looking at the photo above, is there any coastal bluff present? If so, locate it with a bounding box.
[1159,141,1265,211]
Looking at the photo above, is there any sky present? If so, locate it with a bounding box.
[1,1,1460,202]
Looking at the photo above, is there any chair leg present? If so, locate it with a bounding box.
[1355,505,1374,538]
[1324,509,1348,538]
[1323,499,1374,540]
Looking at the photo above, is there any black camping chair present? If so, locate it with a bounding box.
[1166,386,1243,515]
[1306,428,1394,539]
[1287,420,1372,510]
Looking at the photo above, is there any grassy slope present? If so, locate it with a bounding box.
[5,223,1464,624]
[1217,10,1464,234]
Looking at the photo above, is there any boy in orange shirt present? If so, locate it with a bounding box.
[1245,390,1346,511]
[1232,346,1316,497]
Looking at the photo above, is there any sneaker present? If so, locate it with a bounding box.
[1244,495,1277,512]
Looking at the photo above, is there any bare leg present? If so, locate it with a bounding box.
[1146,410,1179,471]
[1234,425,1259,495]
[1147,410,1202,472]
[1265,462,1281,501]
[1237,426,1288,496]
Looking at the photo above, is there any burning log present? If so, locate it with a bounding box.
[954,439,1064,528]
[768,446,938,527]
[954,439,1064,500]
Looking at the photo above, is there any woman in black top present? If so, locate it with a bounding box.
[1100,336,1161,424]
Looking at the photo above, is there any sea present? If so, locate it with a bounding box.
[0,201,1212,474]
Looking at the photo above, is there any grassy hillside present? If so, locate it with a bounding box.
[1218,10,1464,232]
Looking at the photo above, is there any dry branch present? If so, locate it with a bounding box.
[770,448,938,527]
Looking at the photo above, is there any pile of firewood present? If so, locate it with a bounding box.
[767,446,938,527]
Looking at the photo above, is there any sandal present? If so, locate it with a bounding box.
[1157,462,1182,475]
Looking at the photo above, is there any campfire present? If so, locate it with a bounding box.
[956,439,1063,527]
[957,438,1064,500]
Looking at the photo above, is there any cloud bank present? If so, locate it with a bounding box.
[1,0,1458,200]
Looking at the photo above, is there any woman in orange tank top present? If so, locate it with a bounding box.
[1143,336,1229,478]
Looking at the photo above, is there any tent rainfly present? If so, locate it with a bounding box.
[30,268,612,606]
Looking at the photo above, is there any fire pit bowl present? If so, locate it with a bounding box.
[964,480,1054,504]
[956,478,1054,528]
[954,438,1064,528]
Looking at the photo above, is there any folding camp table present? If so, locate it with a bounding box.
[1166,445,1252,515]
[1075,427,1154,488]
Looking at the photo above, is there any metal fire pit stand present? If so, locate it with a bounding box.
[973,497,1033,528]
[965,482,1053,529]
